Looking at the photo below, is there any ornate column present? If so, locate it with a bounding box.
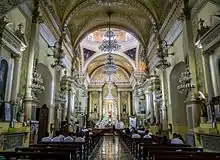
[145,91,150,116]
[67,90,73,126]
[154,100,160,124]
[99,91,103,119]
[149,92,154,124]
[161,70,168,130]
[10,56,21,120]
[5,58,14,111]
[23,0,42,121]
[128,92,131,116]
[117,91,121,119]
[134,90,139,115]
[202,53,214,99]
[182,0,200,129]
[89,91,92,118]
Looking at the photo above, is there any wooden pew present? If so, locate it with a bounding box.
[132,138,152,158]
[143,147,203,160]
[150,151,220,160]
[15,147,80,160]
[30,143,85,160]
[141,144,192,160]
[0,151,71,160]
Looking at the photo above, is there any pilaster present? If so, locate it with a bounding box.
[117,91,121,120]
[181,0,201,131]
[162,70,168,130]
[23,0,43,121]
[99,91,103,120]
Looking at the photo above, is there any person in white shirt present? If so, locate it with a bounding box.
[52,131,64,142]
[41,132,52,142]
[171,133,184,144]
[131,130,141,138]
[75,132,85,142]
[64,132,74,142]
[143,130,152,139]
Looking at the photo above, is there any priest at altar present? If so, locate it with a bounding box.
[97,119,124,129]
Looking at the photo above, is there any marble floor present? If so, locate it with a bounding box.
[90,136,134,160]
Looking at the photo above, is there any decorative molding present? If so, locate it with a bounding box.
[0,0,27,18]
[199,21,220,54]
[0,26,26,56]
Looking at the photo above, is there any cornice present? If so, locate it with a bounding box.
[0,26,26,56]
[199,21,220,54]
[147,0,183,66]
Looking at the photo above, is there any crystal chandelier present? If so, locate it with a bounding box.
[31,67,45,94]
[154,90,163,103]
[156,58,171,70]
[177,67,195,94]
[104,54,117,76]
[98,12,121,53]
[98,30,121,52]
[148,70,161,91]
[55,91,67,103]
[48,30,66,71]
[156,40,174,70]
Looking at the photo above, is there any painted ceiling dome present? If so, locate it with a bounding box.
[86,28,136,44]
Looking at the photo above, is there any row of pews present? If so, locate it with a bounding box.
[118,130,220,160]
[0,130,102,160]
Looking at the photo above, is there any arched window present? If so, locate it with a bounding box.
[0,58,8,101]
[0,58,8,121]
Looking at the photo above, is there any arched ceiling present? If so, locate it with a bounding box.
[91,65,130,82]
[86,53,133,76]
[54,0,169,48]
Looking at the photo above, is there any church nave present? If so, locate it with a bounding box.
[90,136,133,160]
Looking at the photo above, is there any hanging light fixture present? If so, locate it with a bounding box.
[177,66,195,94]
[104,54,117,76]
[31,60,45,95]
[48,28,66,71]
[98,12,121,53]
[156,40,174,70]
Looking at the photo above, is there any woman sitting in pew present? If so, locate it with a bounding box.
[171,133,184,144]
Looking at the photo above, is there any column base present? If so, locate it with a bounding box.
[185,98,201,130]
[23,100,33,122]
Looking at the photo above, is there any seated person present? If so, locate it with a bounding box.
[143,130,152,138]
[138,127,145,134]
[171,133,184,144]
[75,132,85,142]
[131,130,141,138]
[52,131,64,142]
[41,132,52,142]
[64,132,74,142]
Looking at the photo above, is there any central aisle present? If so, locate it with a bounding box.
[90,136,133,160]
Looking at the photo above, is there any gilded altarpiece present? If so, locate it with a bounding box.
[102,83,118,123]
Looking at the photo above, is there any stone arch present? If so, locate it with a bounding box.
[36,63,53,108]
[169,62,188,136]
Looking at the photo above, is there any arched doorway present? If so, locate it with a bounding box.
[170,62,187,136]
[0,58,8,120]
[34,63,52,121]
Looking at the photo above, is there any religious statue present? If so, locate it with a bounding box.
[94,104,97,113]
[122,103,126,113]
[17,109,24,122]
[198,91,208,117]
